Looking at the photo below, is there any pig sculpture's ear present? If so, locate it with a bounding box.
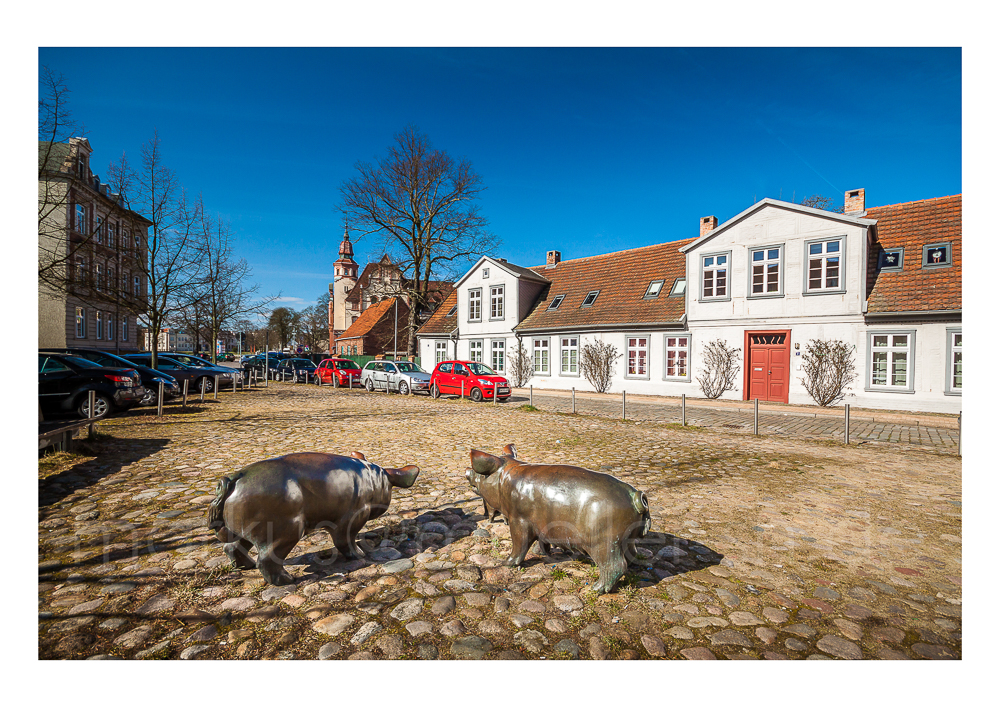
[385,465,419,489]
[350,451,367,461]
[471,450,503,476]
[502,443,517,459]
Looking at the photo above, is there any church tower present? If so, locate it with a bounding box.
[329,226,359,347]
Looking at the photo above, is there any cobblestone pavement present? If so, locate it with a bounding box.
[38,383,961,660]
[511,389,960,452]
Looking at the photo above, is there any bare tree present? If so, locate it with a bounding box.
[800,338,857,407]
[799,195,845,214]
[696,339,741,399]
[580,340,622,394]
[296,303,329,354]
[506,339,534,388]
[340,126,499,356]
[268,307,300,351]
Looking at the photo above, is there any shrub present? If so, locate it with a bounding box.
[506,339,534,387]
[696,339,741,399]
[580,340,621,393]
[800,338,857,407]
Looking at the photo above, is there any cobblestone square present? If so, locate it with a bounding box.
[38,384,962,660]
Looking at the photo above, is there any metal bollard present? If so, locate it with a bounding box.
[214,376,219,400]
[87,390,96,437]
[682,393,686,426]
[529,385,533,407]
[622,390,626,420]
[157,381,164,417]
[753,398,759,435]
[958,411,962,456]
[200,378,205,402]
[844,403,851,444]
[572,387,576,414]
[183,379,189,406]
[233,375,237,394]
[461,379,465,399]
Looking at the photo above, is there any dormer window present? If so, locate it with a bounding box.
[581,290,600,308]
[643,280,664,299]
[922,243,952,268]
[547,295,565,310]
[878,248,904,272]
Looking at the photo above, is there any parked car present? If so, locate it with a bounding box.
[123,354,236,393]
[222,352,235,362]
[361,360,432,395]
[430,360,511,402]
[161,352,217,368]
[38,352,144,418]
[275,358,317,383]
[315,358,363,387]
[39,348,180,406]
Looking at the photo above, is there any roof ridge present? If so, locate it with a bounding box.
[868,194,962,210]
[527,236,697,271]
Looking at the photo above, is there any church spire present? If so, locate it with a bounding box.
[338,224,355,259]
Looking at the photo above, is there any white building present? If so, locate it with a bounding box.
[417,190,961,413]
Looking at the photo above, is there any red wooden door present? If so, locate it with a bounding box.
[744,331,790,403]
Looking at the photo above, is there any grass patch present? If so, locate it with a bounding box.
[518,404,540,413]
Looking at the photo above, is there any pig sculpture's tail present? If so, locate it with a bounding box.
[207,473,242,531]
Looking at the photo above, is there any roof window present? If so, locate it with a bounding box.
[547,295,565,310]
[922,243,952,269]
[447,305,457,316]
[669,277,687,296]
[643,280,664,298]
[581,290,600,308]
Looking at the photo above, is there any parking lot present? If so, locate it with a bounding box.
[38,382,962,659]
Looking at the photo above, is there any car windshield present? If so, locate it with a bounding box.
[65,355,103,368]
[156,357,193,369]
[395,362,425,373]
[290,359,313,366]
[174,355,212,366]
[468,362,498,376]
[335,360,361,370]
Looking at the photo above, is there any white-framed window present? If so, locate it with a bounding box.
[75,307,86,338]
[701,252,729,299]
[469,340,484,363]
[749,245,783,296]
[805,238,844,293]
[96,311,103,340]
[468,288,482,321]
[106,314,114,342]
[491,340,505,373]
[866,331,915,393]
[121,318,129,342]
[560,337,579,375]
[435,341,448,363]
[75,203,87,232]
[946,328,962,395]
[533,338,550,374]
[482,267,490,279]
[664,334,690,379]
[643,280,664,299]
[626,336,649,378]
[490,285,504,320]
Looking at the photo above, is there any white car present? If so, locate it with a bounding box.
[361,360,432,395]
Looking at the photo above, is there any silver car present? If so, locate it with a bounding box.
[361,360,432,395]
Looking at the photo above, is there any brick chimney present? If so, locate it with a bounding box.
[546,250,561,267]
[700,216,718,236]
[844,188,865,214]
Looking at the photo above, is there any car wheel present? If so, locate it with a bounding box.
[398,380,409,396]
[470,387,484,403]
[365,378,374,392]
[140,387,156,405]
[198,376,214,393]
[431,384,440,399]
[78,392,112,419]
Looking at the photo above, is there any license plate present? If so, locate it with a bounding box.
[497,387,509,394]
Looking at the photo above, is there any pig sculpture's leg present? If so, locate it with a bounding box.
[223,537,256,570]
[330,510,370,561]
[254,520,302,586]
[590,543,628,595]
[503,518,536,567]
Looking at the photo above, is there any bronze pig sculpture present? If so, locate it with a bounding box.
[466,443,650,594]
[208,451,418,585]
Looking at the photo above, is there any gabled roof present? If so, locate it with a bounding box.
[514,238,696,333]
[865,194,962,313]
[335,297,406,341]
[415,290,458,337]
[680,198,876,253]
[453,256,550,290]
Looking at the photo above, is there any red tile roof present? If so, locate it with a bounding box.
[335,297,403,341]
[515,238,696,332]
[414,290,458,337]
[866,195,961,313]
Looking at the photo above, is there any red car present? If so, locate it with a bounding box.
[430,360,511,402]
[315,358,363,387]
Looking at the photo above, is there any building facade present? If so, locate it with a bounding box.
[38,138,150,353]
[417,190,961,413]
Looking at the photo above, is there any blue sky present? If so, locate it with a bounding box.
[37,47,961,313]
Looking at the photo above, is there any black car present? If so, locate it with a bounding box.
[39,352,144,419]
[129,353,242,390]
[39,348,180,405]
[276,358,317,383]
[121,354,228,394]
